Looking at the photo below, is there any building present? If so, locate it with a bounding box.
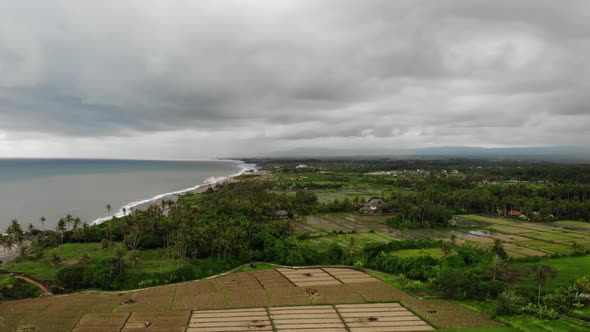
[508,210,527,219]
[361,198,386,214]
[367,198,385,208]
[274,210,289,219]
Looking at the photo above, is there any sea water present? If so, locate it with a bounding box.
[0,159,252,231]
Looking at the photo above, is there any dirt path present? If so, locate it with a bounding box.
[15,274,51,296]
[0,271,52,296]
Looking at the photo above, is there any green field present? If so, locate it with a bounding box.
[509,255,590,290]
[448,215,589,257]
[394,247,446,258]
[458,298,590,332]
[303,232,394,253]
[440,328,518,332]
[4,243,180,282]
[271,171,395,204]
[498,315,590,331]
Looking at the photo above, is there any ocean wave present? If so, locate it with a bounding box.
[90,160,257,225]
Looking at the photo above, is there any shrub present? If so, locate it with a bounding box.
[496,289,525,315]
[56,265,88,290]
[0,276,42,299]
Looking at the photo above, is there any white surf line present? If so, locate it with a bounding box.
[91,160,257,225]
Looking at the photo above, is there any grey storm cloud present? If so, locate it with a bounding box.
[0,0,589,158]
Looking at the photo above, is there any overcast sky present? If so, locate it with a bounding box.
[0,0,589,159]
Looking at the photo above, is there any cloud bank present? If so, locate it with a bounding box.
[0,0,589,158]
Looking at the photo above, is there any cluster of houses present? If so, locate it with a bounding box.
[365,169,459,177]
[269,198,389,219]
[497,209,555,221]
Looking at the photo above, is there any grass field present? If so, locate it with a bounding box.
[440,328,518,332]
[394,248,446,258]
[4,242,182,282]
[457,299,590,332]
[509,255,590,290]
[498,314,590,331]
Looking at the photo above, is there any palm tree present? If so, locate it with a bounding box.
[490,254,505,281]
[80,251,90,265]
[27,223,35,235]
[2,235,15,254]
[0,236,9,254]
[491,239,508,259]
[348,236,356,260]
[534,265,557,305]
[82,221,89,243]
[40,216,46,232]
[65,214,74,231]
[128,250,140,267]
[114,245,127,274]
[56,218,66,244]
[7,219,25,257]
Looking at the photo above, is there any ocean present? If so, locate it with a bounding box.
[0,159,251,231]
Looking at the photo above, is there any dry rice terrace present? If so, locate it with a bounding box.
[0,267,502,332]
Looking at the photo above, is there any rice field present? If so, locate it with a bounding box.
[72,312,129,332]
[188,308,272,332]
[296,213,392,234]
[0,267,502,331]
[302,232,394,253]
[399,215,590,258]
[337,303,434,332]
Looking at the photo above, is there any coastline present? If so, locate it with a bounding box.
[91,160,257,225]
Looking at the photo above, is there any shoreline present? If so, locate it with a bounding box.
[91,160,257,225]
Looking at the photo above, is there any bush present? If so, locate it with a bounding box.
[56,265,88,290]
[496,289,525,315]
[0,276,42,299]
[521,303,559,320]
[325,243,344,264]
[171,265,196,282]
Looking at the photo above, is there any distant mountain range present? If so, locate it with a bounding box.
[257,146,590,162]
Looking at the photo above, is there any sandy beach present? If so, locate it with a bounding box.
[134,170,254,212]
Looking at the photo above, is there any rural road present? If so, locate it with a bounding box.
[0,270,52,297]
[15,274,52,296]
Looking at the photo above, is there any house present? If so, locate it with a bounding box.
[508,210,527,219]
[496,209,505,216]
[295,164,308,169]
[274,210,289,219]
[361,198,386,214]
[367,198,385,208]
[361,205,376,214]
